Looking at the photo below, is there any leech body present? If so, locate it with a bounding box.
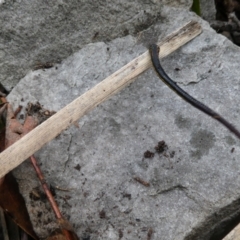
[149,43,240,139]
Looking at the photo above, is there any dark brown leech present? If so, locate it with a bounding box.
[149,43,240,139]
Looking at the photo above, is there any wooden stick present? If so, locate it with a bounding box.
[0,21,202,178]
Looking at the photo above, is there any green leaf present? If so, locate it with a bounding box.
[191,0,201,16]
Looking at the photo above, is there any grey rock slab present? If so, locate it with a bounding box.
[7,6,240,240]
[200,0,216,22]
[0,0,191,91]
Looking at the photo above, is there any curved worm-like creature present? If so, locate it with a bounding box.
[149,43,240,139]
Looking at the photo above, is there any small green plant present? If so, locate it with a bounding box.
[191,0,201,16]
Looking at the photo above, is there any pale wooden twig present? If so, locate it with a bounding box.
[223,223,240,240]
[0,21,202,178]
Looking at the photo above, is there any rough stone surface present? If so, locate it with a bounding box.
[6,2,240,240]
[200,0,216,22]
[0,0,192,91]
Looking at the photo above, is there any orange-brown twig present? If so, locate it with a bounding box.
[30,155,77,240]
[30,155,62,219]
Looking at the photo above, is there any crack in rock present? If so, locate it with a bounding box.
[64,134,73,172]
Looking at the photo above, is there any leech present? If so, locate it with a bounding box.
[149,43,240,139]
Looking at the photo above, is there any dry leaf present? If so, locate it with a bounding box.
[0,103,39,239]
[0,173,38,239]
[46,228,79,240]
